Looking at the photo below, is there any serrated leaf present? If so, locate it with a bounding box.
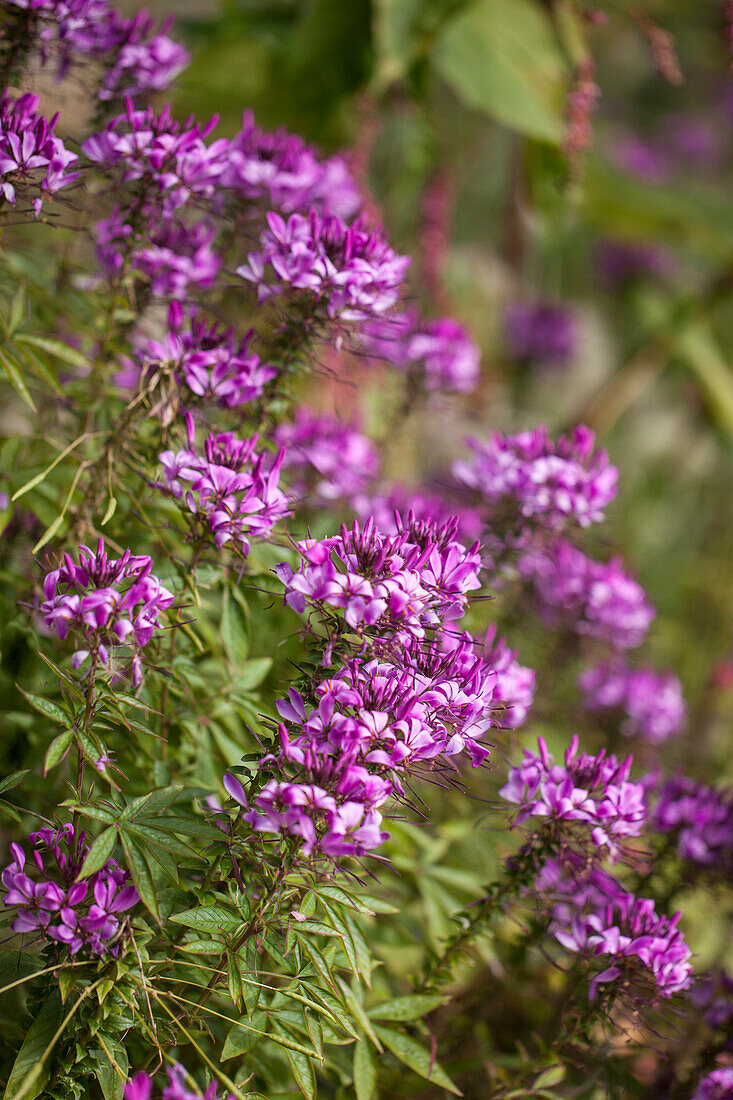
[353,1039,376,1100]
[3,991,63,1100]
[44,730,74,774]
[16,334,89,370]
[171,906,243,934]
[77,827,117,879]
[18,689,67,724]
[374,1025,462,1095]
[368,994,447,1022]
[432,0,566,143]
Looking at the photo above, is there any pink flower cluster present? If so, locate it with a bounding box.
[362,310,480,393]
[222,110,360,219]
[159,417,289,554]
[237,210,410,322]
[652,776,733,869]
[133,302,277,411]
[355,486,484,546]
[442,626,535,729]
[537,858,692,1000]
[692,1069,733,1100]
[41,539,174,686]
[5,0,189,101]
[2,824,138,956]
[0,91,78,215]
[579,660,686,743]
[520,540,655,650]
[499,735,647,859]
[275,515,482,638]
[125,1063,228,1100]
[453,425,618,532]
[272,408,379,507]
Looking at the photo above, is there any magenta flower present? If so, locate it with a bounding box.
[579,661,685,743]
[125,1063,226,1100]
[652,776,733,869]
[691,1068,733,1100]
[273,408,379,508]
[2,825,138,956]
[41,539,174,686]
[0,91,78,216]
[503,301,577,367]
[362,310,480,393]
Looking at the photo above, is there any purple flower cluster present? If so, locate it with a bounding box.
[95,207,221,297]
[222,631,508,858]
[503,301,577,368]
[132,302,277,412]
[125,1063,227,1100]
[4,0,189,101]
[691,1069,733,1100]
[2,824,138,956]
[237,210,410,322]
[499,735,646,859]
[272,408,379,507]
[83,102,229,217]
[454,425,617,533]
[520,540,655,650]
[579,661,686,743]
[275,515,482,639]
[690,970,733,1030]
[41,539,174,686]
[442,626,535,729]
[158,417,289,554]
[354,486,483,546]
[223,110,360,219]
[652,776,733,869]
[538,858,692,1000]
[361,310,480,393]
[0,91,78,215]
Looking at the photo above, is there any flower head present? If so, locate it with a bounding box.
[0,91,78,215]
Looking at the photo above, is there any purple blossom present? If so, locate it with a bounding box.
[691,1069,733,1100]
[537,857,692,1001]
[41,539,174,686]
[442,625,535,729]
[595,239,671,288]
[354,486,484,546]
[125,1063,225,1100]
[2,824,138,956]
[520,540,655,650]
[158,415,289,555]
[503,301,577,368]
[0,91,78,215]
[453,425,618,532]
[130,302,277,413]
[499,735,647,860]
[579,661,686,743]
[83,102,229,216]
[690,970,733,1030]
[237,210,410,322]
[272,409,379,507]
[275,515,482,639]
[222,110,361,218]
[94,207,221,297]
[652,776,733,869]
[361,310,480,393]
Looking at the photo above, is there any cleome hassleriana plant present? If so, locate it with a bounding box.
[0,4,725,1100]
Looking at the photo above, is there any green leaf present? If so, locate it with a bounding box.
[0,948,43,990]
[15,334,89,370]
[18,688,67,724]
[3,992,63,1100]
[94,1039,129,1100]
[352,1039,376,1100]
[317,886,375,915]
[221,1010,267,1059]
[374,1025,462,1095]
[371,0,426,88]
[43,730,74,774]
[431,0,566,143]
[336,981,382,1051]
[368,994,447,1022]
[0,769,29,795]
[283,1046,316,1100]
[171,906,243,934]
[0,347,35,410]
[222,588,249,665]
[7,284,25,335]
[533,1065,566,1089]
[77,827,117,879]
[232,658,272,692]
[119,834,160,923]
